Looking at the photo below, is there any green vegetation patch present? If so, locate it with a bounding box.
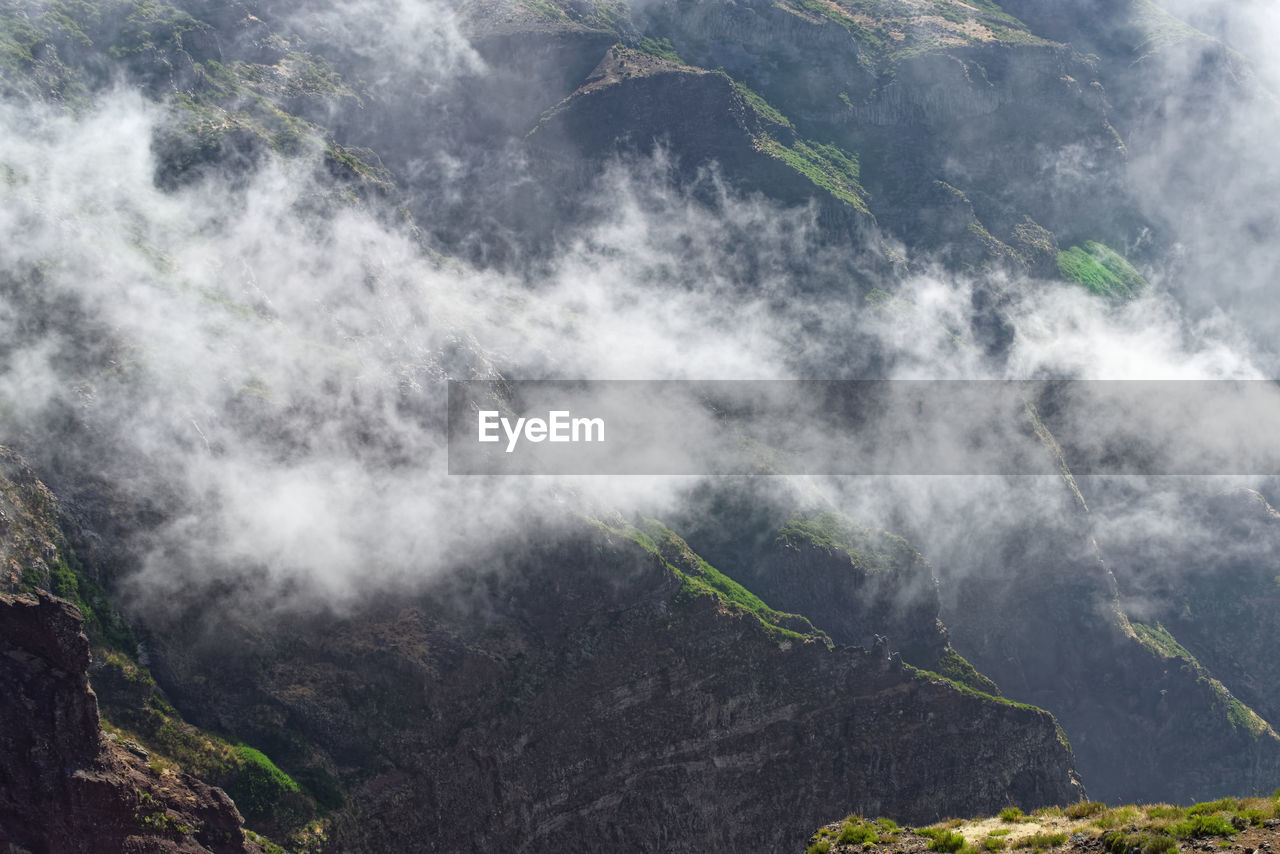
[1170,814,1237,839]
[787,0,885,49]
[1056,241,1147,299]
[637,36,684,64]
[772,0,1043,64]
[758,136,870,213]
[776,512,916,574]
[906,662,1047,714]
[838,822,880,845]
[224,745,301,819]
[1132,622,1196,662]
[97,651,314,825]
[923,828,968,853]
[1225,697,1270,738]
[47,555,135,652]
[1133,623,1272,738]
[1102,830,1179,854]
[601,518,820,644]
[733,79,793,128]
[2,450,135,653]
[726,78,869,212]
[823,816,902,845]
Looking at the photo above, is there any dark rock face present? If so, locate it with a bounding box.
[141,530,1078,853]
[0,589,261,854]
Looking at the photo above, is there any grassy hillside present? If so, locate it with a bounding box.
[810,795,1280,854]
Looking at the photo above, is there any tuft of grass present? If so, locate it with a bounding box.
[1066,801,1108,819]
[1186,798,1239,817]
[1103,831,1179,854]
[1094,805,1141,830]
[1145,838,1179,854]
[928,829,968,852]
[1000,807,1026,823]
[1019,832,1068,851]
[838,822,879,845]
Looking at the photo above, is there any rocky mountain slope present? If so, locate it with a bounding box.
[0,448,1077,851]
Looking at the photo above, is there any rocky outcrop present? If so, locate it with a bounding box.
[0,589,262,854]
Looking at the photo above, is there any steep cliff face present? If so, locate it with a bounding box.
[1103,488,1280,742]
[135,525,1077,853]
[936,475,1280,804]
[0,589,262,854]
